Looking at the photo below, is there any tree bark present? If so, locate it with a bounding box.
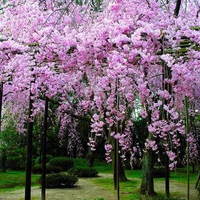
[140,118,156,196]
[0,83,6,172]
[174,0,182,17]
[42,97,48,200]
[86,149,95,167]
[113,139,128,190]
[140,145,156,196]
[0,82,3,133]
[118,158,128,181]
[165,154,170,198]
[25,90,34,200]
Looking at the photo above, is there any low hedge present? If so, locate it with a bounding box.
[32,164,62,174]
[6,156,25,170]
[39,173,78,188]
[35,155,53,165]
[48,157,74,171]
[68,167,98,177]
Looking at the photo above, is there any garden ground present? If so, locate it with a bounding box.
[0,173,199,200]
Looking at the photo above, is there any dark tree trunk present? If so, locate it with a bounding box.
[174,0,182,16]
[113,139,128,190]
[25,91,34,200]
[0,83,6,172]
[87,149,95,167]
[117,155,128,182]
[140,146,156,196]
[165,154,170,198]
[0,82,3,133]
[42,97,49,200]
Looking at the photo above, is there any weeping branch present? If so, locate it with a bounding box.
[174,0,182,17]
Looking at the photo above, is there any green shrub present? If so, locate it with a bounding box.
[46,164,63,173]
[35,155,53,165]
[68,167,98,177]
[6,156,25,170]
[32,164,62,174]
[48,157,74,171]
[32,164,42,174]
[39,173,78,188]
[152,167,165,178]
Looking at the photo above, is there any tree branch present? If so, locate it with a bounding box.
[174,0,182,17]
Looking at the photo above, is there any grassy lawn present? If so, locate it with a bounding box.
[89,161,199,200]
[92,169,142,200]
[0,170,40,194]
[92,169,199,200]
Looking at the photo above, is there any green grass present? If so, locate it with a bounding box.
[91,167,199,200]
[0,170,39,194]
[73,158,113,173]
[92,169,142,200]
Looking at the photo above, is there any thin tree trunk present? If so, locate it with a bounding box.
[113,139,128,190]
[185,97,190,200]
[87,149,95,167]
[174,0,182,16]
[42,97,48,200]
[119,160,128,181]
[0,82,6,172]
[114,138,120,200]
[165,154,170,198]
[0,82,3,133]
[25,90,34,200]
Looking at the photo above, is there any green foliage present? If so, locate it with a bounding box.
[39,173,78,188]
[68,167,98,177]
[75,0,103,11]
[49,157,74,171]
[0,118,26,171]
[35,155,53,165]
[0,125,26,157]
[32,164,42,174]
[32,164,62,174]
[6,156,25,170]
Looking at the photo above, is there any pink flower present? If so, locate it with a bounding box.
[140,110,148,119]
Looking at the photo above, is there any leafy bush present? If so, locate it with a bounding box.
[39,173,78,188]
[32,164,42,174]
[152,167,165,178]
[32,164,62,174]
[35,155,53,165]
[48,157,74,171]
[68,167,98,177]
[6,156,25,170]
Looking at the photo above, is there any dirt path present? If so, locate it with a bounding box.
[0,175,116,200]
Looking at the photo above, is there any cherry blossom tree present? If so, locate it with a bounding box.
[0,0,200,199]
